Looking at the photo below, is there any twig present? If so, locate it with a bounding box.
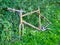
[7,8,25,13]
[23,20,40,30]
[22,10,39,17]
[38,7,41,30]
[41,15,52,24]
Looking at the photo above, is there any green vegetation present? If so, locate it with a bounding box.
[0,0,60,45]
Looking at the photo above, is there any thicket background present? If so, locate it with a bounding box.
[0,0,60,45]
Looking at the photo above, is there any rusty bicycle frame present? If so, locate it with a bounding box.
[7,7,51,36]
